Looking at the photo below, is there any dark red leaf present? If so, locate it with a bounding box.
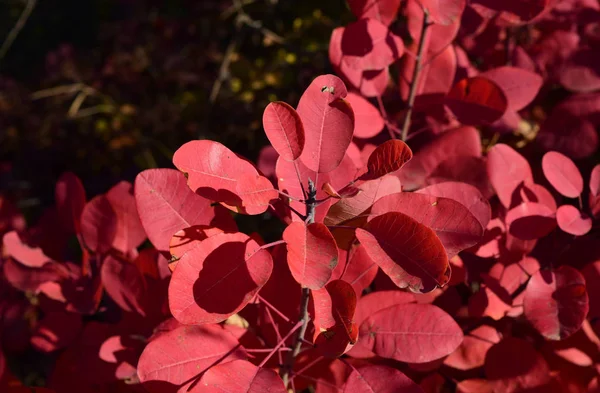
[283,222,338,289]
[524,266,589,340]
[343,364,423,393]
[445,76,508,125]
[331,244,378,296]
[168,232,273,324]
[444,325,501,370]
[80,195,117,254]
[505,202,556,240]
[137,324,246,393]
[31,311,83,353]
[481,66,543,111]
[486,144,533,208]
[542,151,584,198]
[363,140,413,180]
[195,359,286,393]
[347,0,402,26]
[55,172,86,234]
[2,258,62,292]
[101,255,146,316]
[106,181,146,253]
[297,74,355,173]
[2,231,53,268]
[556,205,592,236]
[262,101,305,161]
[355,303,463,363]
[559,48,600,93]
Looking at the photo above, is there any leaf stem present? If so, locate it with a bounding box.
[258,321,303,368]
[259,239,286,251]
[401,11,431,141]
[257,294,292,323]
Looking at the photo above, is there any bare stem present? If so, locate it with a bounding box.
[0,0,37,61]
[401,11,431,141]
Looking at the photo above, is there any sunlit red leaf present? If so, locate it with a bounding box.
[542,151,584,198]
[370,192,483,258]
[347,0,402,26]
[362,140,412,180]
[235,173,278,215]
[346,92,385,139]
[262,101,305,161]
[444,325,501,370]
[106,181,146,253]
[101,255,147,316]
[2,231,53,268]
[505,202,556,240]
[169,225,225,261]
[331,244,378,296]
[487,144,533,208]
[169,232,273,324]
[80,195,117,254]
[353,290,415,330]
[195,359,286,393]
[356,212,450,293]
[135,168,232,253]
[355,303,463,363]
[297,74,355,173]
[556,205,592,236]
[481,66,543,111]
[445,76,508,125]
[283,222,338,289]
[137,324,246,392]
[343,364,423,393]
[421,0,466,25]
[524,266,589,340]
[55,172,86,234]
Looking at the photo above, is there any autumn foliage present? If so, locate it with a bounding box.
[2,0,600,392]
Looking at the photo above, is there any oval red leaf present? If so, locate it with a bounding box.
[135,168,229,253]
[421,0,466,26]
[55,172,86,234]
[355,212,450,293]
[137,324,246,392]
[524,266,589,340]
[283,222,339,289]
[297,74,355,173]
[346,92,385,139]
[505,202,556,240]
[2,231,53,268]
[343,364,423,393]
[106,181,146,253]
[445,76,508,126]
[235,173,278,215]
[486,144,533,208]
[355,303,463,363]
[262,101,305,161]
[80,195,117,254]
[363,140,413,180]
[556,205,592,236]
[481,66,543,111]
[101,255,146,316]
[168,232,273,324]
[542,151,584,198]
[347,0,402,26]
[196,359,286,393]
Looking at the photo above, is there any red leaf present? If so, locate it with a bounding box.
[542,151,584,198]
[80,195,117,254]
[2,231,53,268]
[343,364,423,393]
[417,181,491,230]
[331,244,378,296]
[340,19,404,71]
[363,140,413,180]
[556,205,592,236]
[421,0,466,26]
[101,255,146,316]
[399,126,481,191]
[195,359,286,393]
[591,164,600,198]
[559,49,600,93]
[297,74,355,173]
[137,324,246,392]
[524,266,589,340]
[486,144,533,208]
[262,101,305,161]
[346,92,384,139]
[445,76,508,125]
[582,261,600,320]
[235,173,278,215]
[370,192,484,258]
[2,258,62,292]
[283,222,338,289]
[55,172,86,234]
[173,140,259,208]
[355,303,463,363]
[484,337,550,392]
[353,289,415,329]
[31,311,83,353]
[347,0,402,26]
[106,181,146,253]
[444,325,501,370]
[168,232,273,324]
[505,202,556,240]
[481,66,543,111]
[356,212,450,293]
[169,225,225,260]
[135,168,232,253]
[488,257,540,295]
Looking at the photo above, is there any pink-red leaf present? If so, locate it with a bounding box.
[343,365,423,393]
[106,181,146,253]
[135,168,229,253]
[355,303,463,363]
[355,212,450,293]
[262,101,305,161]
[347,0,402,26]
[2,231,53,268]
[80,195,117,254]
[363,140,413,180]
[556,205,592,236]
[101,255,146,316]
[297,74,355,173]
[283,222,338,289]
[169,232,273,324]
[137,324,246,392]
[481,66,543,111]
[195,359,286,393]
[346,92,385,139]
[445,77,508,126]
[523,266,589,340]
[421,0,466,26]
[235,173,278,215]
[542,151,584,198]
[505,202,556,240]
[55,172,86,234]
[486,144,533,208]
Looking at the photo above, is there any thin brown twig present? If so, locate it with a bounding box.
[0,0,37,61]
[401,11,431,141]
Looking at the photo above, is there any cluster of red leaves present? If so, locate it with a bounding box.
[1,1,600,393]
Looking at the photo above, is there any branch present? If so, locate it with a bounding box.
[400,11,431,141]
[0,0,37,61]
